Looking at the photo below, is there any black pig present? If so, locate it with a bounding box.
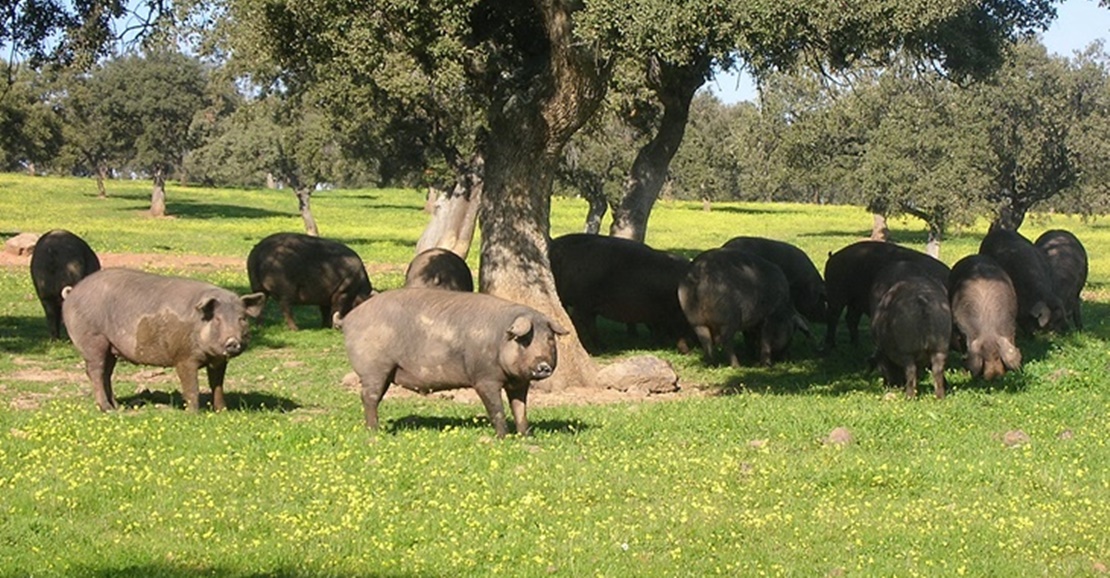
[29,229,101,339]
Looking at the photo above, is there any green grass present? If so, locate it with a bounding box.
[1,174,1108,576]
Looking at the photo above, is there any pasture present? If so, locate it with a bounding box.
[1,174,1108,576]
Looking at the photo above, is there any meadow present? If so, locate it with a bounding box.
[1,173,1108,576]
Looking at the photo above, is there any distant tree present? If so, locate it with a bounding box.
[1053,41,1110,216]
[0,64,62,174]
[669,92,741,206]
[556,108,637,233]
[54,65,133,196]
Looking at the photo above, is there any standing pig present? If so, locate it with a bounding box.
[979,228,1067,333]
[61,268,265,411]
[824,241,950,349]
[1035,229,1087,330]
[246,232,372,330]
[342,288,567,438]
[404,248,474,292]
[722,236,827,323]
[550,233,691,350]
[869,272,951,398]
[678,248,803,367]
[29,229,101,339]
[948,254,1022,380]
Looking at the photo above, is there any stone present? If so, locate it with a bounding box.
[595,355,680,394]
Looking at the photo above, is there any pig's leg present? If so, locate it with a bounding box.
[206,360,228,411]
[319,305,333,329]
[357,367,394,431]
[280,298,298,331]
[82,336,118,411]
[931,353,947,399]
[45,298,62,340]
[175,363,202,411]
[474,382,509,438]
[505,384,530,436]
[692,325,715,364]
[845,306,863,345]
[903,362,918,398]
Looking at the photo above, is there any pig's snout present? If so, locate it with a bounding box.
[532,361,554,380]
[224,338,244,356]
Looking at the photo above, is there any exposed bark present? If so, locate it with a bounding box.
[478,0,610,391]
[871,213,890,241]
[416,154,483,259]
[295,187,319,236]
[149,168,166,217]
[26,162,35,176]
[609,54,710,242]
[583,185,607,234]
[992,197,1027,231]
[266,172,278,189]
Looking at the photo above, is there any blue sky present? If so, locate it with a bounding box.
[707,0,1110,104]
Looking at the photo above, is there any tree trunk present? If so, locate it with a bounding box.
[870,213,890,241]
[925,226,942,259]
[26,162,35,176]
[583,184,608,234]
[95,165,108,199]
[478,0,610,391]
[416,157,483,259]
[609,54,709,242]
[150,168,167,217]
[266,172,279,189]
[992,197,1027,231]
[296,186,319,236]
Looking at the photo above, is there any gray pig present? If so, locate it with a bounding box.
[678,248,803,368]
[62,268,265,411]
[948,254,1021,380]
[341,288,567,438]
[869,271,951,398]
[979,228,1067,333]
[1034,229,1087,330]
[29,229,101,339]
[722,236,827,323]
[404,248,474,292]
[247,232,373,330]
[824,241,950,349]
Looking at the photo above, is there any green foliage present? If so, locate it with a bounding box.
[2,174,1110,575]
[0,64,63,172]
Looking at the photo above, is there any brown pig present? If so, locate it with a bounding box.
[404,248,474,292]
[341,288,567,438]
[948,254,1022,380]
[62,268,265,411]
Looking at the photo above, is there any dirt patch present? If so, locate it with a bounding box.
[0,251,246,272]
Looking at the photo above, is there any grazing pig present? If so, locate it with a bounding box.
[549,233,691,350]
[1035,229,1087,330]
[979,228,1067,333]
[722,236,827,323]
[869,272,951,398]
[404,248,474,292]
[948,254,1022,380]
[678,248,803,367]
[61,268,265,411]
[29,229,101,339]
[341,288,567,438]
[246,232,372,329]
[824,241,950,348]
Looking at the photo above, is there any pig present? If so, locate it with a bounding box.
[947,254,1022,380]
[549,233,691,351]
[722,236,827,323]
[824,241,950,349]
[678,248,804,367]
[246,232,372,330]
[979,228,1067,333]
[1034,229,1087,330]
[341,288,567,438]
[404,248,474,292]
[29,229,101,339]
[869,271,951,398]
[61,268,265,412]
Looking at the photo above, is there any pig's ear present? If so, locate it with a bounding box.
[548,319,569,336]
[1031,301,1051,328]
[241,293,266,318]
[196,297,219,321]
[508,315,534,339]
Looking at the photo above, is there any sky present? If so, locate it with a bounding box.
[705,0,1110,104]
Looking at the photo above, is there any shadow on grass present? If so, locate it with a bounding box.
[0,314,60,355]
[118,389,301,412]
[388,414,591,436]
[50,566,421,578]
[688,205,806,216]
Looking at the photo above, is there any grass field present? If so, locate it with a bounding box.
[1,174,1108,576]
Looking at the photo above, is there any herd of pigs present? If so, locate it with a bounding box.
[24,226,1087,437]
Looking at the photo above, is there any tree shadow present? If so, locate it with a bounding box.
[0,314,63,355]
[117,389,301,412]
[686,205,804,216]
[40,564,421,578]
[163,199,291,220]
[387,414,591,436]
